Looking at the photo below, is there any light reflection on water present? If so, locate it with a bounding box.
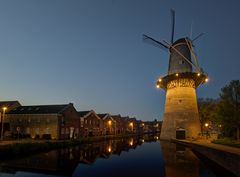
[0,135,223,177]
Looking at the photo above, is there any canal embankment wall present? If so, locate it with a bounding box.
[172,139,240,177]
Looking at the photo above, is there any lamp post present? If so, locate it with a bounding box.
[1,107,7,141]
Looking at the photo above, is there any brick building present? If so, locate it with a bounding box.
[79,110,103,137]
[98,113,116,135]
[111,114,125,134]
[6,103,79,140]
[0,101,22,138]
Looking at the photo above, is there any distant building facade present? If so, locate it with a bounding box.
[111,114,125,134]
[6,103,79,140]
[0,100,160,140]
[0,101,22,138]
[79,110,103,137]
[98,114,116,135]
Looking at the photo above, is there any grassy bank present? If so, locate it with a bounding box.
[211,138,240,148]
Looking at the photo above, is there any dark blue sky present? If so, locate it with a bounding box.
[0,0,239,121]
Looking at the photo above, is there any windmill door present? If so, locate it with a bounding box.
[176,128,185,139]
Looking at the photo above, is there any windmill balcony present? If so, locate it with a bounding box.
[156,72,208,90]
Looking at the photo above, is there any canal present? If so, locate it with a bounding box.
[0,135,235,177]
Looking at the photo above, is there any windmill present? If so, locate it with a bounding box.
[143,10,208,140]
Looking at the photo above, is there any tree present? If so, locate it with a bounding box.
[198,98,218,134]
[216,80,240,140]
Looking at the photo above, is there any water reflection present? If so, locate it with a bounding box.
[161,141,200,177]
[0,135,221,177]
[0,135,159,177]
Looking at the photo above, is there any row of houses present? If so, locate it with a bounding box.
[0,101,161,140]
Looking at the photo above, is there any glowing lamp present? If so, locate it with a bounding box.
[108,146,112,152]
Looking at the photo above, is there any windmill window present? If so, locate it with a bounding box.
[179,60,184,64]
[178,100,182,104]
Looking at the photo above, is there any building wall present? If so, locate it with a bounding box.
[7,114,59,139]
[59,105,80,139]
[80,113,103,137]
[102,116,116,135]
[6,104,80,140]
[161,79,201,140]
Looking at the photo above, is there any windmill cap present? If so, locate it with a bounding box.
[172,38,191,47]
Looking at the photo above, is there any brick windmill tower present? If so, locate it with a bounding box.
[143,10,208,140]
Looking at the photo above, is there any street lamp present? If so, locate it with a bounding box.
[204,123,209,139]
[107,145,112,153]
[108,120,112,135]
[129,122,133,132]
[1,107,7,141]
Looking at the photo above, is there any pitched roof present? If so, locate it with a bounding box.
[97,113,108,119]
[8,104,71,114]
[111,114,121,119]
[111,115,122,121]
[0,101,21,112]
[129,117,137,121]
[78,110,92,117]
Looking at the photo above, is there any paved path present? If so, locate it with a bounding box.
[176,139,240,156]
